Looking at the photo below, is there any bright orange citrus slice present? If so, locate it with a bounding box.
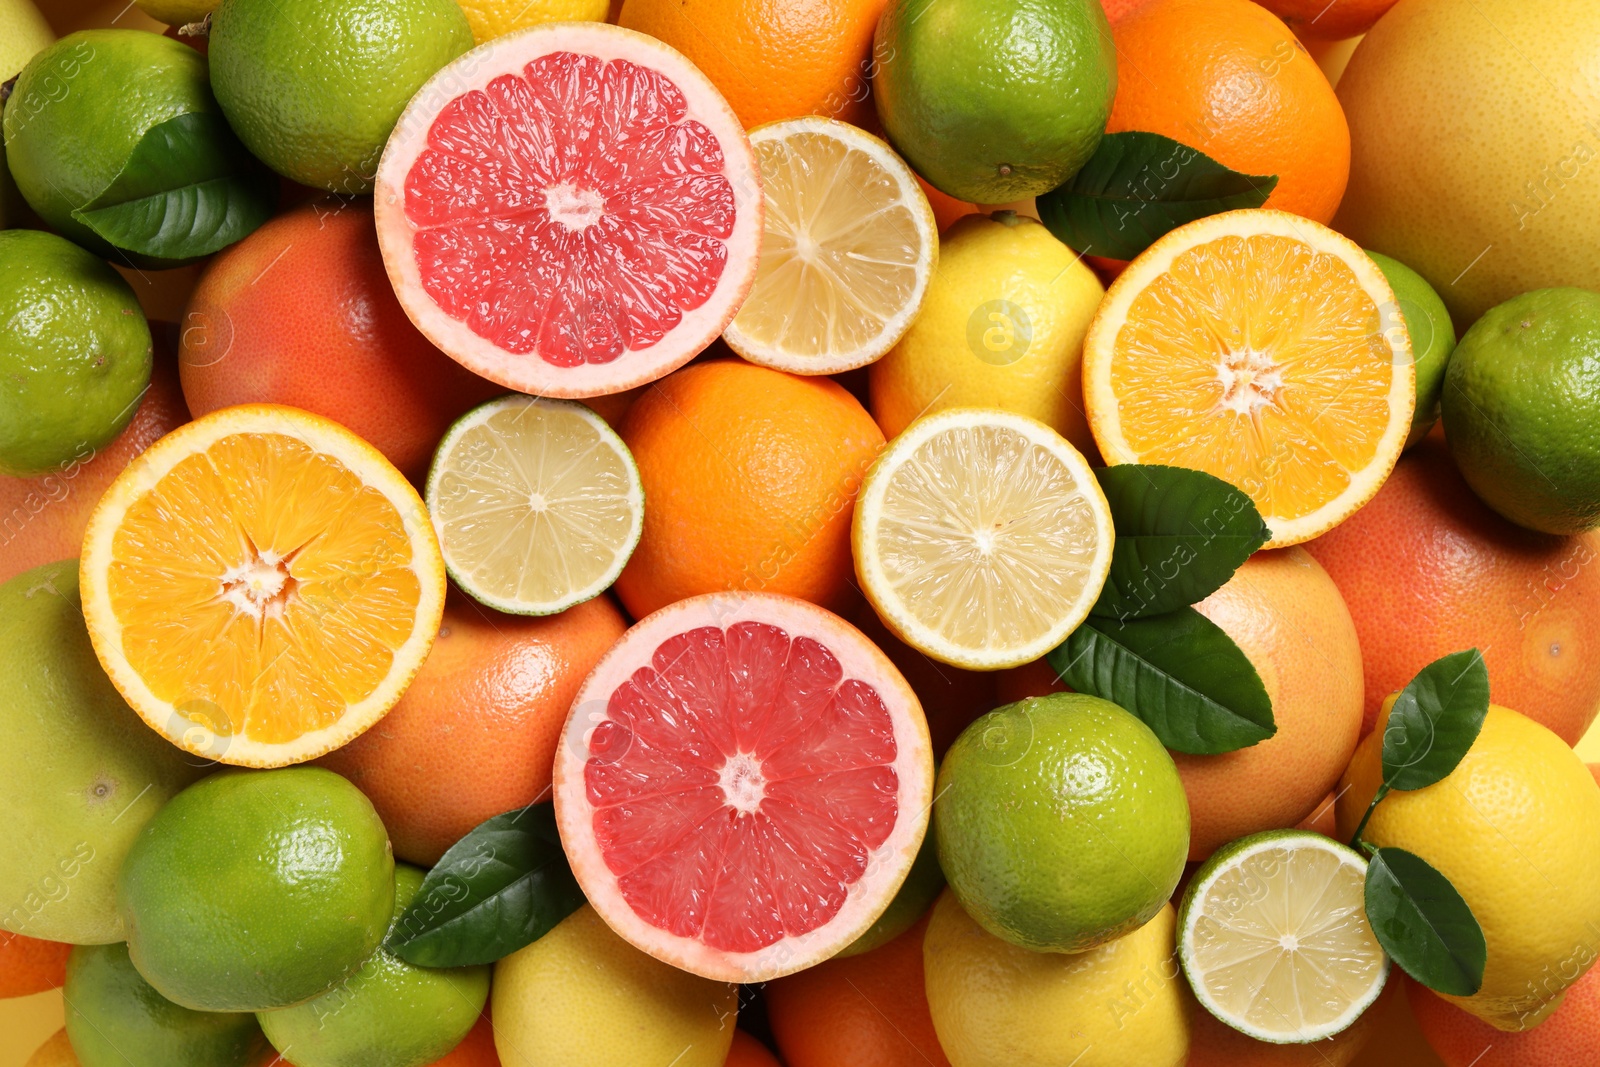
[80,405,447,768]
[1082,209,1414,547]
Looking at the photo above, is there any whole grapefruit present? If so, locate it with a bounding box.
[179,200,498,481]
[1304,434,1600,743]
[1334,0,1600,324]
[318,591,626,866]
[1409,965,1600,1067]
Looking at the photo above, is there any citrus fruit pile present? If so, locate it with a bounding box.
[6,0,1600,1065]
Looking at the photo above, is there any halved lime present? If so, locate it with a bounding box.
[1178,829,1389,1044]
[426,396,644,615]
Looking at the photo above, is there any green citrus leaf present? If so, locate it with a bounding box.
[1090,465,1268,620]
[1365,846,1485,996]
[1047,608,1274,754]
[1036,131,1278,260]
[386,804,586,969]
[1381,649,1490,792]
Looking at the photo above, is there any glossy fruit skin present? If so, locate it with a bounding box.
[724,1031,781,1067]
[1409,965,1600,1067]
[935,693,1189,952]
[1441,288,1600,535]
[257,865,490,1067]
[117,767,395,1013]
[179,201,499,481]
[0,561,205,945]
[1176,548,1364,859]
[1368,251,1455,449]
[317,592,627,866]
[1334,0,1600,325]
[615,360,885,617]
[619,0,885,128]
[0,932,71,998]
[1304,433,1600,744]
[873,0,1116,204]
[426,1012,500,1067]
[1254,0,1398,40]
[1337,706,1600,1031]
[490,905,736,1067]
[457,0,608,43]
[766,916,952,1067]
[65,942,266,1067]
[1108,0,1349,224]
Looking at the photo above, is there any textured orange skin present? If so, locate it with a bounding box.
[767,917,952,1067]
[1295,791,1338,838]
[0,337,189,584]
[1410,966,1600,1067]
[1254,0,1399,40]
[616,360,885,619]
[1304,434,1600,744]
[724,1031,782,1067]
[618,0,886,129]
[916,175,977,232]
[1107,0,1350,223]
[1187,981,1381,1066]
[0,932,71,999]
[179,201,499,482]
[317,592,626,866]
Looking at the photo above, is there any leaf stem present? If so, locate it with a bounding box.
[1348,783,1390,851]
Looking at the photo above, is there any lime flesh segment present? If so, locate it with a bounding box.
[427,396,644,615]
[1179,830,1389,1044]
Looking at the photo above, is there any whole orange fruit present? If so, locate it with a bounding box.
[615,360,885,618]
[618,0,885,128]
[1107,0,1350,223]
[0,333,188,584]
[725,1031,782,1067]
[179,200,498,481]
[766,916,951,1067]
[1254,0,1398,40]
[1304,434,1600,743]
[1409,965,1600,1066]
[0,931,71,999]
[317,591,626,865]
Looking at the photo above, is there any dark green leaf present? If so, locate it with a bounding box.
[1381,649,1489,792]
[70,111,276,262]
[1036,132,1278,260]
[1090,465,1268,620]
[1365,847,1485,996]
[1047,608,1274,754]
[387,804,586,968]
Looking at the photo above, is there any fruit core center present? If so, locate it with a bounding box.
[220,551,297,618]
[1216,348,1284,415]
[544,183,606,231]
[1279,933,1300,951]
[719,752,767,814]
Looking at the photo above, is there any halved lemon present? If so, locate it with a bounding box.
[723,116,937,376]
[1179,830,1390,1044]
[852,408,1113,670]
[426,395,644,615]
[1083,209,1414,547]
[80,405,446,768]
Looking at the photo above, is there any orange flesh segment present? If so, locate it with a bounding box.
[105,432,422,744]
[1109,233,1396,522]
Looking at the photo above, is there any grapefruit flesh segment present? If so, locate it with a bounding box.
[376,24,763,398]
[555,593,933,982]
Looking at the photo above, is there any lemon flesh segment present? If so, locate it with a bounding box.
[725,117,937,375]
[1181,832,1390,1044]
[855,408,1112,670]
[427,395,644,616]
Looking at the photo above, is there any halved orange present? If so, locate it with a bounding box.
[80,405,447,768]
[1082,209,1414,547]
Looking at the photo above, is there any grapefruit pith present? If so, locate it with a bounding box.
[375,23,763,398]
[553,592,933,983]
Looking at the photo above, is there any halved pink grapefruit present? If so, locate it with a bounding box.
[553,592,934,982]
[374,23,764,398]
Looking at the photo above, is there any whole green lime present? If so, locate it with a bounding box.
[3,30,225,259]
[934,692,1189,953]
[0,561,203,945]
[1369,250,1455,448]
[873,0,1115,204]
[1441,287,1600,534]
[65,942,266,1067]
[209,0,474,194]
[117,767,395,1012]
[257,864,489,1067]
[0,230,152,477]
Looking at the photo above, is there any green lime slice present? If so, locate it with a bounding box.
[1178,829,1390,1044]
[426,395,644,615]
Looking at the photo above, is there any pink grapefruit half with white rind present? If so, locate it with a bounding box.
[553,592,934,982]
[374,23,763,398]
